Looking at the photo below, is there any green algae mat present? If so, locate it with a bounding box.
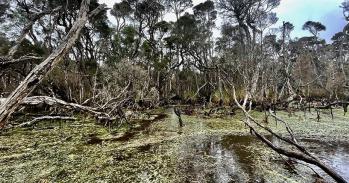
[0,109,349,182]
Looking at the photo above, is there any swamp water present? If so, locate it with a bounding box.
[0,109,349,182]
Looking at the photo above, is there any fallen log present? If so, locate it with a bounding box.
[16,116,77,128]
[0,95,127,129]
[21,96,105,116]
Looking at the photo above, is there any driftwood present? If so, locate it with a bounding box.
[0,0,107,128]
[0,94,129,128]
[21,96,106,117]
[232,88,347,183]
[16,116,77,128]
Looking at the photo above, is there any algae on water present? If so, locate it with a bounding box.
[0,109,349,182]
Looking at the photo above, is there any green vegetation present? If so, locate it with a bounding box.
[1,109,348,182]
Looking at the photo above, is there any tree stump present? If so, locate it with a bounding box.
[174,107,183,127]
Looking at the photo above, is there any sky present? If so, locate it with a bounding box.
[274,0,346,41]
[99,0,347,42]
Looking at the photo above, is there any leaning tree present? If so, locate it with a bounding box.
[0,0,107,127]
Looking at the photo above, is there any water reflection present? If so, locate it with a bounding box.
[175,134,349,182]
[303,139,349,182]
[176,135,261,182]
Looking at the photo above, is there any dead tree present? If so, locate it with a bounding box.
[0,94,131,128]
[174,107,184,127]
[0,0,107,128]
[344,103,348,115]
[16,116,77,128]
[232,88,347,183]
[20,96,107,117]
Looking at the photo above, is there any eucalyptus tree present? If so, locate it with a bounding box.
[111,1,133,34]
[341,0,349,21]
[166,13,198,66]
[216,0,280,98]
[302,21,326,39]
[331,32,349,87]
[216,0,280,50]
[216,23,242,57]
[288,21,327,99]
[258,12,278,51]
[165,0,193,21]
[192,0,217,68]
[274,22,298,100]
[0,0,110,101]
[133,0,165,60]
[108,26,138,64]
[164,0,193,80]
[0,0,62,96]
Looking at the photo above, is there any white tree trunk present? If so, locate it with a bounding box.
[0,0,105,127]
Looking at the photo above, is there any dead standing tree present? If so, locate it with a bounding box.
[174,107,184,127]
[232,88,347,183]
[0,0,107,128]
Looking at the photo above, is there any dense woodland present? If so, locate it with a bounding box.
[1,0,349,182]
[1,0,349,108]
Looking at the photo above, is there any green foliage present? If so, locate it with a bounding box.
[0,33,10,55]
[211,90,231,105]
[302,21,326,37]
[193,0,217,23]
[17,39,47,58]
[141,41,152,59]
[111,1,133,18]
[154,21,172,33]
[0,0,9,23]
[165,0,193,18]
[134,0,165,24]
[122,26,137,44]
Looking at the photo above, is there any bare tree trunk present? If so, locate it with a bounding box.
[0,0,106,128]
[218,67,223,106]
[174,107,183,127]
[250,62,261,97]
